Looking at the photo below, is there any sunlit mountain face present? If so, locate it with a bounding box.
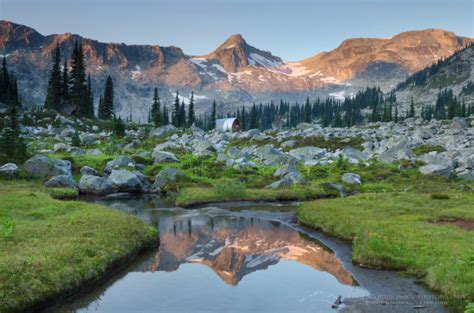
[1,20,472,121]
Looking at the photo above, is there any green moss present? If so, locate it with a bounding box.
[298,192,474,310]
[0,181,158,312]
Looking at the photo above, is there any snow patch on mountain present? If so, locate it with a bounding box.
[249,53,284,68]
[131,65,141,80]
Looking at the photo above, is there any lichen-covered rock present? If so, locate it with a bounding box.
[153,168,185,189]
[44,175,78,189]
[79,175,116,195]
[0,163,19,179]
[24,155,72,178]
[107,169,143,192]
[342,173,362,185]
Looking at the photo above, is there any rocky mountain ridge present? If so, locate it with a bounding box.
[1,20,472,121]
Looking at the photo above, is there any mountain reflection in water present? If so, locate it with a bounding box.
[144,207,355,287]
[47,198,369,313]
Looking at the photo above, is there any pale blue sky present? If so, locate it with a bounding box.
[1,0,473,61]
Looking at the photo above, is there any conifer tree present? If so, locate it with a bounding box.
[249,103,258,129]
[44,44,62,111]
[100,75,114,120]
[70,42,90,117]
[178,100,186,128]
[150,87,162,127]
[61,59,69,105]
[172,90,180,126]
[210,100,217,130]
[0,71,27,162]
[303,96,312,123]
[85,75,94,117]
[112,116,125,137]
[188,91,195,126]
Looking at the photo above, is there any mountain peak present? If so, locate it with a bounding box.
[218,34,247,50]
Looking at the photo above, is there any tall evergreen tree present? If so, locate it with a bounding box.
[172,90,180,126]
[101,75,114,119]
[178,100,186,128]
[210,100,217,130]
[150,87,162,127]
[85,75,94,117]
[303,96,312,123]
[44,44,62,111]
[61,59,69,105]
[249,103,258,129]
[70,42,91,117]
[188,91,195,126]
[0,71,27,162]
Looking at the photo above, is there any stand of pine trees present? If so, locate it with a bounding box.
[0,58,27,162]
[44,42,94,118]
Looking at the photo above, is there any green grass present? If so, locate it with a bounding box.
[46,187,79,200]
[298,192,474,311]
[175,185,324,207]
[0,180,158,312]
[413,145,447,156]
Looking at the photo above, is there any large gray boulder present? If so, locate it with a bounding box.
[53,143,70,153]
[0,163,19,179]
[378,142,414,163]
[107,169,143,192]
[265,178,293,189]
[254,144,287,166]
[194,141,216,156]
[80,166,98,176]
[456,169,474,181]
[419,164,454,178]
[152,150,179,164]
[104,156,135,174]
[274,163,297,177]
[342,173,362,185]
[342,147,369,162]
[283,171,305,184]
[150,125,179,138]
[289,146,326,162]
[79,175,116,195]
[24,154,72,178]
[227,146,244,159]
[44,175,78,189]
[153,168,185,189]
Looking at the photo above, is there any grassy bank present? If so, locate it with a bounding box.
[175,186,322,207]
[0,181,158,313]
[298,192,474,311]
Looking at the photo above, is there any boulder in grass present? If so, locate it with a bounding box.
[153,168,185,189]
[79,175,116,195]
[104,156,135,174]
[80,166,98,176]
[265,178,293,189]
[107,169,143,193]
[24,154,72,178]
[0,163,19,179]
[342,173,362,185]
[152,150,179,164]
[419,164,454,178]
[44,175,78,189]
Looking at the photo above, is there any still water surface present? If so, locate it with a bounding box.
[47,197,369,313]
